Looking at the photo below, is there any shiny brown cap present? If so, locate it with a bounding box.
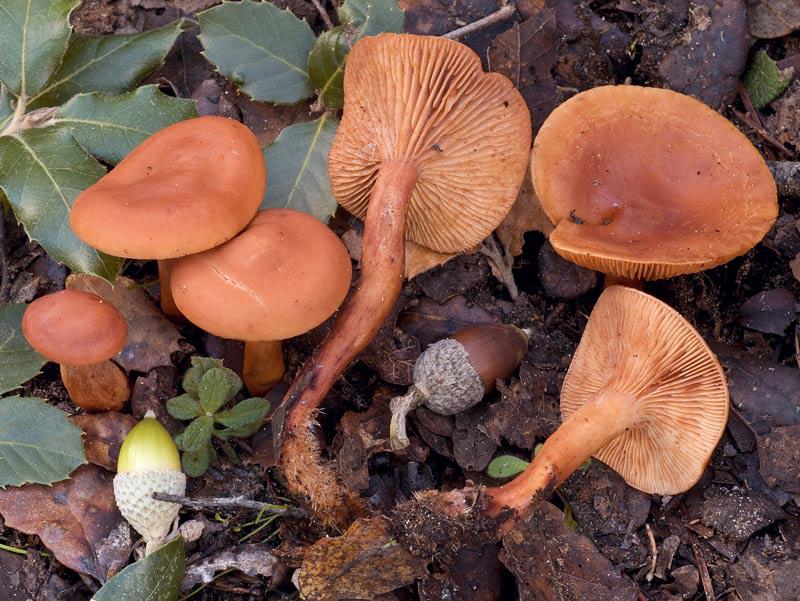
[70,116,266,259]
[22,290,128,366]
[170,209,352,341]
[532,86,778,280]
[329,33,531,254]
[561,286,729,495]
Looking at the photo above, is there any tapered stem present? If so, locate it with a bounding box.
[60,360,131,412]
[243,340,284,396]
[158,259,184,322]
[486,389,637,517]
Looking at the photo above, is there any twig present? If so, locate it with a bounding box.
[309,0,334,30]
[731,108,793,157]
[691,540,716,601]
[479,234,519,299]
[152,492,306,517]
[443,4,516,40]
[645,523,657,582]
[768,161,800,199]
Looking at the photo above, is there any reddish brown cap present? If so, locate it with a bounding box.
[561,286,729,495]
[70,116,266,259]
[22,290,128,366]
[329,33,531,254]
[170,209,352,341]
[532,86,778,280]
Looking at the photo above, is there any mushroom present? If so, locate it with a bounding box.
[22,289,130,411]
[484,286,729,528]
[276,33,531,521]
[170,209,352,395]
[531,86,778,286]
[70,116,265,319]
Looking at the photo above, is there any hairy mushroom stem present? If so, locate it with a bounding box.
[278,160,418,521]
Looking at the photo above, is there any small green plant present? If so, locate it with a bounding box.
[743,49,795,110]
[166,357,269,477]
[486,444,592,480]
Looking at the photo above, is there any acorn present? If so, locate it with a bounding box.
[113,410,186,555]
[389,324,530,450]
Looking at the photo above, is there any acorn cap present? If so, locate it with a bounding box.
[170,208,352,341]
[70,116,265,259]
[117,410,181,473]
[22,290,128,366]
[560,286,729,494]
[329,33,531,254]
[531,86,778,280]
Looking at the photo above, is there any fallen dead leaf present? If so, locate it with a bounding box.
[333,401,393,494]
[495,170,553,258]
[746,0,800,38]
[418,542,503,601]
[737,288,799,335]
[731,536,800,599]
[398,296,498,349]
[182,544,278,590]
[72,412,137,472]
[700,485,784,541]
[538,240,598,299]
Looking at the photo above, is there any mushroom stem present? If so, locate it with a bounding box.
[158,259,184,322]
[60,360,131,412]
[485,388,637,521]
[243,340,284,396]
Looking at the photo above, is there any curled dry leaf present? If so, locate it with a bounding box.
[67,274,182,373]
[495,171,553,258]
[0,464,131,582]
[746,0,800,38]
[295,517,428,601]
[72,412,137,472]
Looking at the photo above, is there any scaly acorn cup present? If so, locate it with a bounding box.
[114,410,186,555]
[389,324,529,450]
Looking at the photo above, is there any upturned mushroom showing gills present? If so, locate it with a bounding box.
[276,33,531,522]
[69,116,265,319]
[22,290,130,411]
[531,86,778,286]
[170,209,352,396]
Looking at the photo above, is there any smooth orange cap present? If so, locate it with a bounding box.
[170,209,352,341]
[70,116,266,259]
[22,289,128,366]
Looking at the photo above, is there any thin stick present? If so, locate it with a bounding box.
[731,108,793,157]
[309,0,335,30]
[644,523,657,582]
[691,540,716,601]
[443,5,515,40]
[152,493,306,517]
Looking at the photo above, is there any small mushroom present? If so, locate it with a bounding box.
[531,86,778,285]
[170,209,352,395]
[485,286,729,527]
[70,116,265,319]
[22,290,130,411]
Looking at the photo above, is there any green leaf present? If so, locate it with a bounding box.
[182,446,210,477]
[308,28,348,110]
[0,303,46,394]
[0,0,78,97]
[0,396,86,487]
[182,356,223,397]
[198,367,242,413]
[486,454,530,480]
[198,0,316,104]
[0,127,122,279]
[260,113,339,221]
[93,536,185,601]
[563,504,578,531]
[54,86,197,165]
[215,397,269,430]
[27,20,185,109]
[181,416,214,453]
[0,84,14,128]
[743,49,795,110]
[338,0,404,39]
[220,421,261,439]
[166,394,203,421]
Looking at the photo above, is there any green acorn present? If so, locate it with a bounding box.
[113,410,186,555]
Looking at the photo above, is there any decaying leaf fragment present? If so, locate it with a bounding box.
[72,411,137,472]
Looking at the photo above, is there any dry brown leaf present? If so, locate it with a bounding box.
[342,228,457,279]
[495,170,553,258]
[295,517,428,601]
[747,0,800,38]
[67,274,182,373]
[0,464,131,582]
[71,412,137,472]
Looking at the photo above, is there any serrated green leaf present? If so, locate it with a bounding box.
[173,432,184,450]
[486,454,530,479]
[743,49,795,110]
[0,396,86,487]
[182,446,210,477]
[166,394,203,421]
[338,0,404,39]
[93,536,185,601]
[260,113,339,221]
[215,397,269,430]
[0,0,79,98]
[182,356,224,397]
[308,28,348,110]
[54,86,197,165]
[198,367,242,413]
[220,420,262,438]
[0,127,122,280]
[198,0,316,104]
[182,416,214,453]
[0,303,46,394]
[27,20,185,109]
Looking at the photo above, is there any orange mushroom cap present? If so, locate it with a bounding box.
[22,290,128,366]
[532,86,778,280]
[561,286,729,495]
[70,116,266,259]
[329,33,531,254]
[170,209,352,341]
